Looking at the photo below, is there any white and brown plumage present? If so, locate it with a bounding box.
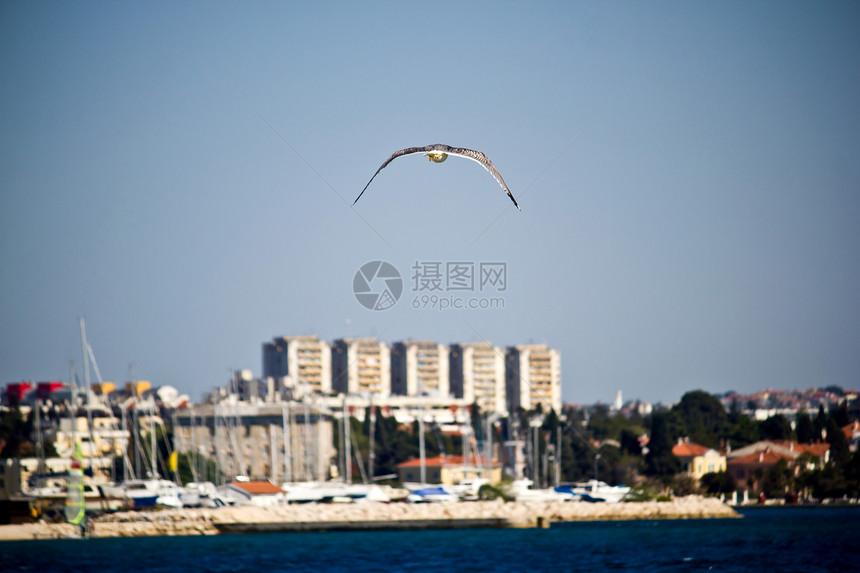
[353,144,521,210]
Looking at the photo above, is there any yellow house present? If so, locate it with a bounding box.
[397,455,502,485]
[672,438,726,479]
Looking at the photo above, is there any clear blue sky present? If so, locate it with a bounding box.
[2,1,858,405]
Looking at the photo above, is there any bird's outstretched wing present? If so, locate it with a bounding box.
[353,144,521,210]
[444,146,520,210]
[352,146,431,206]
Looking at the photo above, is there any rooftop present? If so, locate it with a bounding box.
[230,481,285,495]
[672,439,713,457]
[396,454,499,469]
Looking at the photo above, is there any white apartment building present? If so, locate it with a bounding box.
[262,335,333,395]
[449,342,507,415]
[505,344,562,413]
[331,338,391,395]
[391,340,450,397]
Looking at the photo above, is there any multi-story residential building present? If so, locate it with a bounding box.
[262,335,332,395]
[174,400,334,483]
[391,340,449,397]
[449,342,506,414]
[259,335,562,414]
[505,344,562,413]
[318,394,471,426]
[331,338,391,395]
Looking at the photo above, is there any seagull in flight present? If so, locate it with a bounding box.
[353,144,521,210]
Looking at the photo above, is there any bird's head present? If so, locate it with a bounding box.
[424,152,448,163]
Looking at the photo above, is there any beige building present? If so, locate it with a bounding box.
[391,340,449,397]
[505,344,562,413]
[54,414,129,461]
[672,438,727,479]
[174,400,335,483]
[319,394,471,426]
[396,454,502,486]
[331,338,391,395]
[449,342,506,414]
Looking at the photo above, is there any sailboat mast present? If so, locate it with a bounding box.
[368,396,375,481]
[69,361,77,456]
[303,397,312,481]
[556,425,562,487]
[79,317,95,477]
[419,389,426,485]
[282,403,291,483]
[151,407,156,478]
[344,395,351,484]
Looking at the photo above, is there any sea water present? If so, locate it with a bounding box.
[1,507,858,572]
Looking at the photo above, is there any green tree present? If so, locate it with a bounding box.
[832,402,850,428]
[726,401,759,447]
[813,405,828,441]
[760,459,792,498]
[4,407,60,459]
[587,405,613,441]
[673,474,700,496]
[700,471,737,495]
[175,452,220,486]
[809,464,847,500]
[619,428,642,456]
[795,411,815,444]
[843,451,860,498]
[826,418,850,468]
[759,415,792,441]
[794,452,823,498]
[644,412,680,480]
[672,391,728,448]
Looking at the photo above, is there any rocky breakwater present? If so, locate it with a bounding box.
[530,495,741,523]
[209,499,542,533]
[0,497,739,540]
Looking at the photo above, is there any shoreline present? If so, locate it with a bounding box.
[0,496,739,541]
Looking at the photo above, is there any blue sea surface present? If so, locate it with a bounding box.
[1,507,858,572]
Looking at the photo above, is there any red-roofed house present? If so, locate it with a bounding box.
[672,438,726,479]
[396,455,501,486]
[727,448,794,492]
[225,480,286,506]
[771,441,831,461]
[843,421,860,452]
[729,441,829,465]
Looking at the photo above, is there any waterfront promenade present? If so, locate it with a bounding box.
[0,496,738,540]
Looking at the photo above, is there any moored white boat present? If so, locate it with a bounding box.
[560,480,631,503]
[279,481,394,504]
[404,485,456,503]
[511,479,578,502]
[181,481,227,508]
[119,479,184,508]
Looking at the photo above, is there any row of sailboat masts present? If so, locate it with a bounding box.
[519,415,564,489]
[202,385,323,485]
[75,317,147,483]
